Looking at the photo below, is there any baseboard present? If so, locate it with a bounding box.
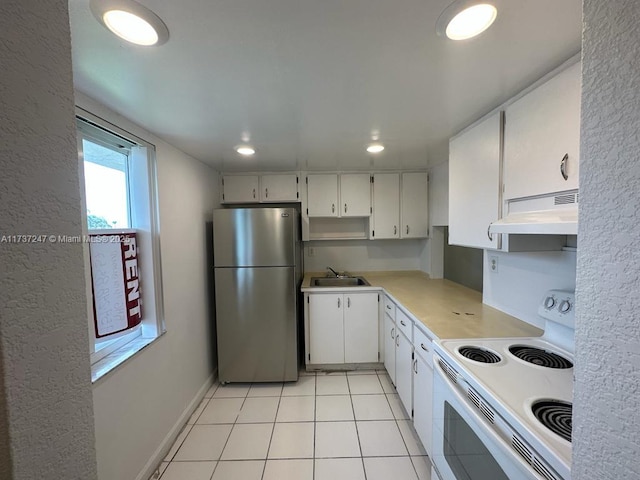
[135,368,217,480]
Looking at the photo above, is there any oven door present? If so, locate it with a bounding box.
[431,359,542,480]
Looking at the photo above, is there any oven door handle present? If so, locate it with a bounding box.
[434,360,547,480]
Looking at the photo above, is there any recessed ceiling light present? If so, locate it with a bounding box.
[236,146,256,156]
[367,144,385,154]
[90,0,169,46]
[436,1,497,41]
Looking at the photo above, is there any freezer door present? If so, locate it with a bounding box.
[214,208,296,267]
[215,266,298,382]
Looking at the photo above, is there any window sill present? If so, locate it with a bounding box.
[91,333,164,383]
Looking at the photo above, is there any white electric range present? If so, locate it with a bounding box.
[431,290,574,480]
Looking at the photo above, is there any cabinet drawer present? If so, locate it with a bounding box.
[384,295,396,322]
[396,308,412,340]
[413,326,433,367]
[383,296,396,320]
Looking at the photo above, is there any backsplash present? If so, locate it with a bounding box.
[482,249,577,328]
[303,239,429,273]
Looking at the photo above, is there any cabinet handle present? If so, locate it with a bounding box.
[332,203,335,213]
[560,153,569,181]
[413,359,418,374]
[406,225,409,235]
[487,225,493,241]
[394,225,397,235]
[390,327,395,339]
[252,188,256,199]
[347,297,351,308]
[337,297,341,308]
[265,188,268,198]
[400,320,406,327]
[386,304,392,310]
[396,335,400,347]
[420,343,429,352]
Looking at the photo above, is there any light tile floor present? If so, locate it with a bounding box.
[153,370,431,480]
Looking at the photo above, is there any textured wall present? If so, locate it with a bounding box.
[0,1,98,479]
[574,1,640,478]
[76,93,220,480]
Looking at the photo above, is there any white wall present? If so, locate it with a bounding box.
[429,161,449,227]
[304,239,429,273]
[0,1,97,478]
[76,94,220,480]
[574,2,640,478]
[482,250,577,329]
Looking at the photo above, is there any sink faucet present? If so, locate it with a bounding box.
[326,266,340,277]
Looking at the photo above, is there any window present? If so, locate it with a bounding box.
[82,139,130,229]
[76,112,165,373]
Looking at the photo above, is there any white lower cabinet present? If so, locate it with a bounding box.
[413,334,433,457]
[307,292,378,365]
[395,328,413,414]
[383,312,397,384]
[343,293,379,363]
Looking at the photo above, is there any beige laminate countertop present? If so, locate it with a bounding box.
[301,271,542,340]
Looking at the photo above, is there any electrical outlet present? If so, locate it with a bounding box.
[489,255,499,273]
[308,247,316,257]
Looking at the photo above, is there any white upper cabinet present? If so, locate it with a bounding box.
[307,174,339,217]
[222,175,259,203]
[260,174,299,202]
[340,174,371,217]
[401,172,429,238]
[371,173,400,239]
[449,112,502,249]
[503,61,581,199]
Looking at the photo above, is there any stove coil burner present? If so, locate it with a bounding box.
[458,346,501,364]
[531,400,572,442]
[509,345,573,369]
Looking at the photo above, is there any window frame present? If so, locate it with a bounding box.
[76,108,166,368]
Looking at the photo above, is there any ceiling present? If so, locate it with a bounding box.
[69,0,582,172]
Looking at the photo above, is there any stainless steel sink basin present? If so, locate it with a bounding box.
[310,276,370,287]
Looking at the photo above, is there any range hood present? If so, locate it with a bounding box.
[489,191,578,235]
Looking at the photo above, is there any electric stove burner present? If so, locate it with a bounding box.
[531,400,572,442]
[509,345,573,369]
[458,346,501,364]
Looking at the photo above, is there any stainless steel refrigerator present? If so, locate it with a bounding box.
[213,207,301,383]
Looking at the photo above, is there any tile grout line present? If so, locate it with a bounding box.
[347,373,368,480]
[258,392,280,480]
[207,383,250,479]
[379,371,421,480]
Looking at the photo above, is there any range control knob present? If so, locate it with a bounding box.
[558,300,572,313]
[544,296,556,309]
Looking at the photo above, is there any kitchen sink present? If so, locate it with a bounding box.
[310,276,371,287]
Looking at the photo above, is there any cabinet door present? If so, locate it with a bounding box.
[307,174,339,217]
[344,292,379,363]
[504,61,581,199]
[449,112,502,249]
[309,294,344,364]
[372,173,400,239]
[395,330,413,415]
[340,174,371,217]
[222,175,259,203]
[413,354,433,457]
[401,172,429,238]
[383,313,396,385]
[261,174,298,202]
